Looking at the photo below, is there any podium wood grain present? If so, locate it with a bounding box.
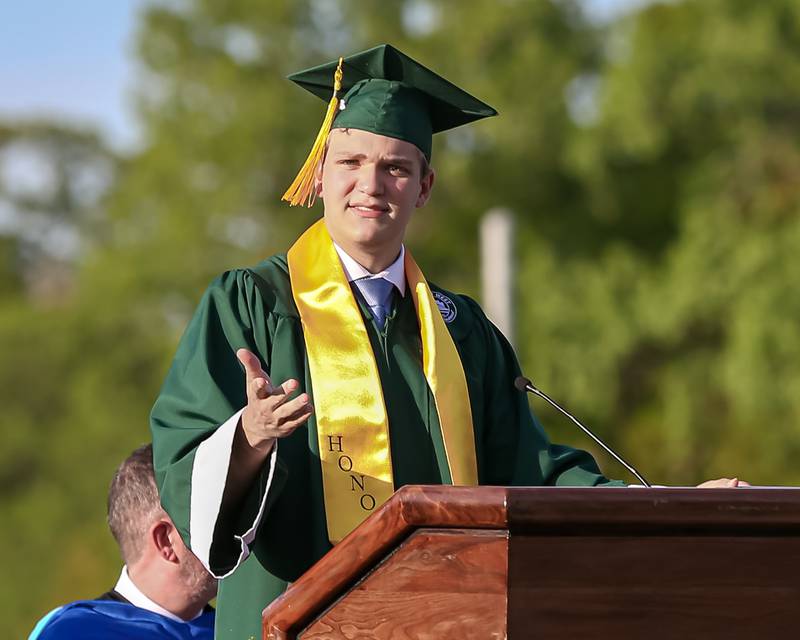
[263,486,800,640]
[301,529,507,639]
[263,485,507,640]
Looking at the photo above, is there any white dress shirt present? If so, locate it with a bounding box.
[114,566,202,622]
[333,243,407,296]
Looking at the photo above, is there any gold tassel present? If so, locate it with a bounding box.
[282,57,344,207]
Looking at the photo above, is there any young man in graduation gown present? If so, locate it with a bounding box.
[150,44,627,640]
[29,444,216,640]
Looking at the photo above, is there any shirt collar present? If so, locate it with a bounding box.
[114,566,201,623]
[333,243,406,296]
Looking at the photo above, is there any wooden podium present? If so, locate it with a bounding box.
[262,485,800,639]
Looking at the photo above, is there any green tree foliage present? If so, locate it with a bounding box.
[519,0,800,485]
[5,0,800,635]
[0,123,132,632]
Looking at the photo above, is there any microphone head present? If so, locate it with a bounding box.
[514,376,534,392]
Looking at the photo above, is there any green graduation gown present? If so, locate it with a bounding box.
[150,254,621,640]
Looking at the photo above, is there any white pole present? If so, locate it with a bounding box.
[480,208,514,346]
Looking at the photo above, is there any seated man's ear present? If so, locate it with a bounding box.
[151,519,179,564]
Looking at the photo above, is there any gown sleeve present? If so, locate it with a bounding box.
[150,269,289,577]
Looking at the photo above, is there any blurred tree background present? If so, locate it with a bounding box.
[4,0,800,635]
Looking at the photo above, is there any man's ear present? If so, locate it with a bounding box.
[416,168,435,208]
[151,519,178,564]
[314,158,325,198]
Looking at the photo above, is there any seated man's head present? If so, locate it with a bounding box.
[108,444,217,619]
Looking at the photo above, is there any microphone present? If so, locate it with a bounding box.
[514,376,651,487]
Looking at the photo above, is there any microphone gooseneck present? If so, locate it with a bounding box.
[515,376,651,487]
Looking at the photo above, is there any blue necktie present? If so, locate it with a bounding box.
[357,277,395,328]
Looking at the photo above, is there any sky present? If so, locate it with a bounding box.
[0,0,146,149]
[0,0,654,152]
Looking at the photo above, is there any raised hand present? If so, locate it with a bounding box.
[236,348,313,453]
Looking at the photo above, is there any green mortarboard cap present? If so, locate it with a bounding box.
[288,44,497,160]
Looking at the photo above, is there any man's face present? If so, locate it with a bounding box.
[174,528,218,603]
[318,128,433,265]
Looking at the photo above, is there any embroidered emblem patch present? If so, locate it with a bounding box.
[433,291,457,324]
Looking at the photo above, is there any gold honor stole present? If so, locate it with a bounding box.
[287,219,478,543]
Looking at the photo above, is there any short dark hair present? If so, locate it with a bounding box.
[107,443,164,564]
